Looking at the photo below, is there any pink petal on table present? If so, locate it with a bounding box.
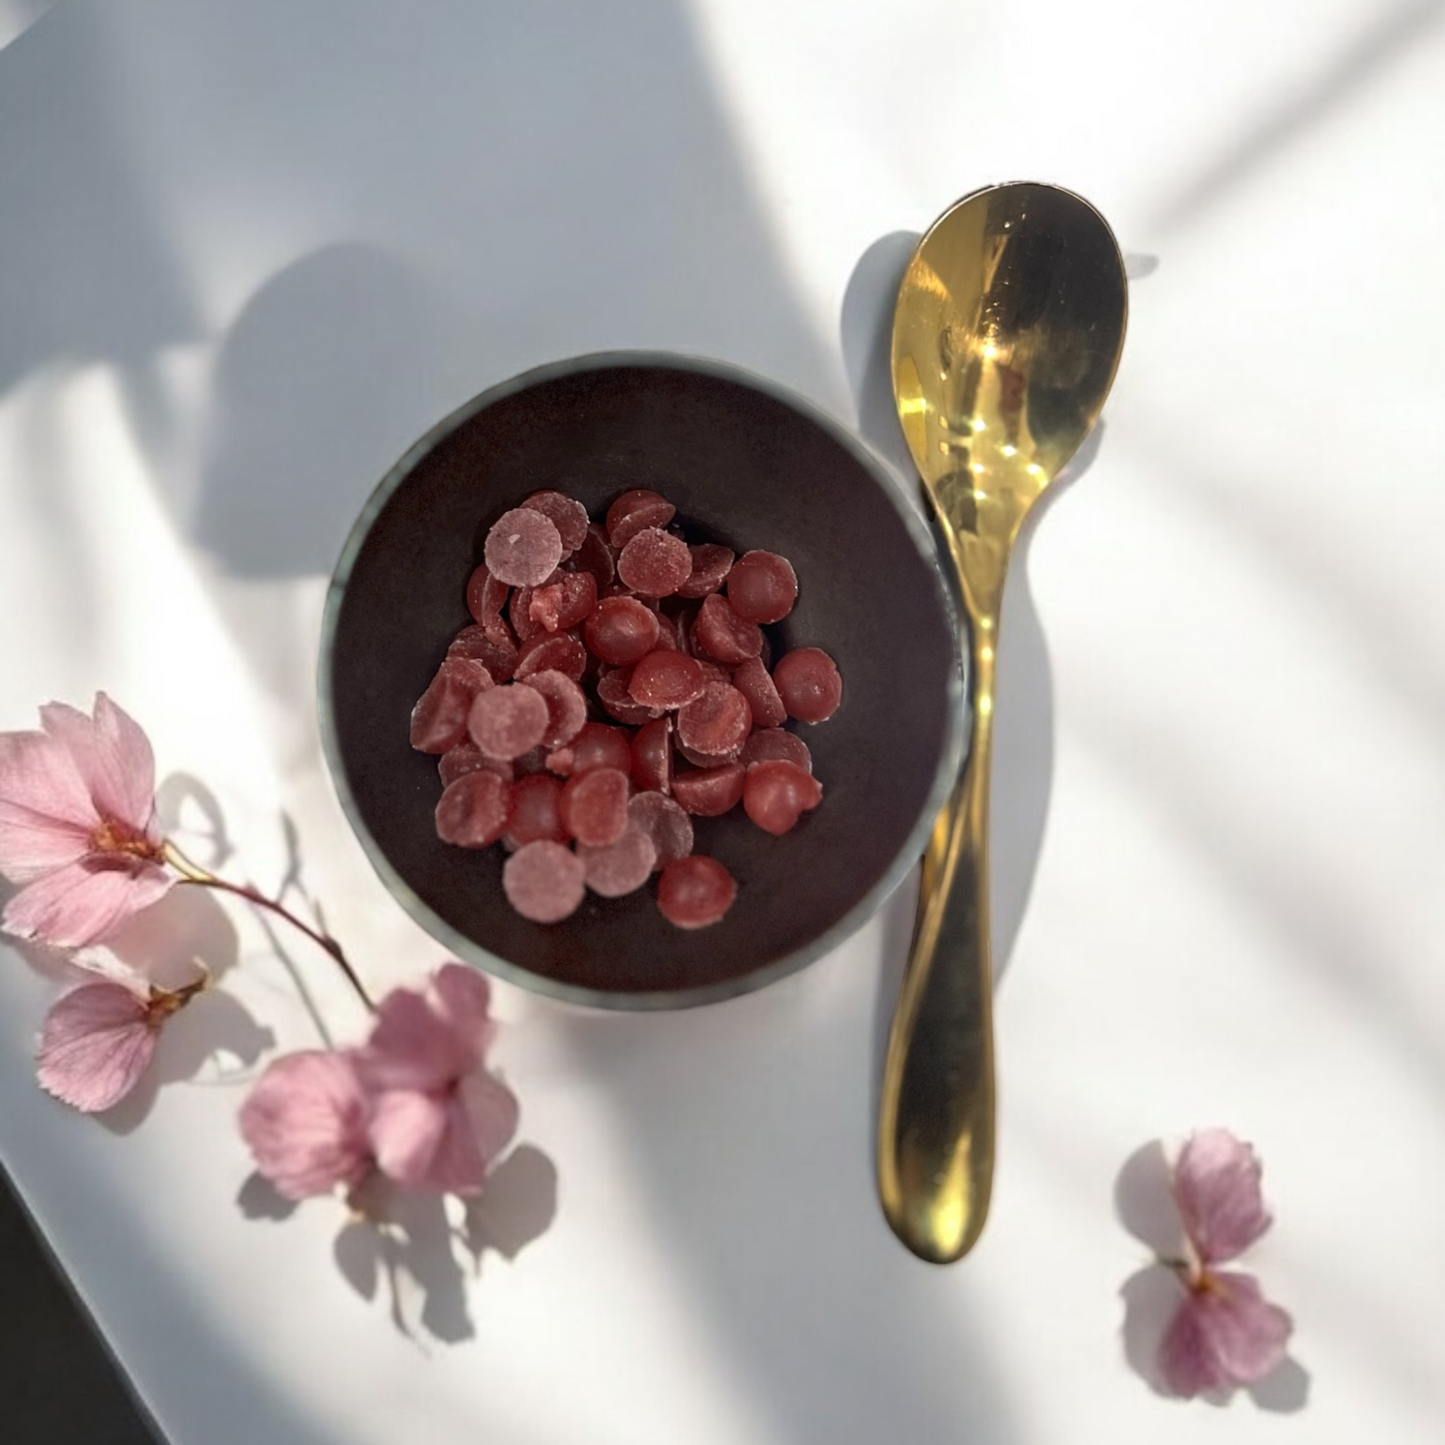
[0,731,97,878]
[430,962,495,1058]
[239,1050,374,1200]
[1158,1270,1293,1397]
[423,1093,492,1196]
[359,967,512,1195]
[40,693,159,838]
[356,990,467,1094]
[1173,1128,1274,1265]
[368,1087,450,1189]
[458,1068,519,1169]
[357,964,494,1093]
[370,1075,517,1196]
[2,856,173,949]
[35,981,158,1113]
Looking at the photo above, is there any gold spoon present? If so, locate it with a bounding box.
[879,183,1128,1263]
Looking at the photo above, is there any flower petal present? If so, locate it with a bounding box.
[431,962,495,1059]
[0,730,98,879]
[2,856,173,948]
[40,694,158,838]
[391,1073,518,1196]
[0,796,93,881]
[368,1088,449,1188]
[426,1094,490,1194]
[458,1069,519,1171]
[1173,1128,1274,1264]
[356,987,470,1094]
[1158,1270,1292,1397]
[36,981,158,1113]
[239,1051,373,1200]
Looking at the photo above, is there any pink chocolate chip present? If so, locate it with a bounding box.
[508,774,569,845]
[627,791,694,870]
[676,682,752,756]
[485,507,565,588]
[465,564,510,625]
[606,489,676,549]
[694,592,763,665]
[439,741,513,787]
[671,762,746,816]
[743,759,823,834]
[502,841,586,923]
[630,716,673,793]
[617,527,692,598]
[520,491,589,555]
[528,572,597,633]
[677,544,734,599]
[628,651,706,710]
[577,822,657,898]
[520,669,588,748]
[559,767,631,847]
[448,623,518,681]
[597,668,665,726]
[772,647,842,723]
[515,631,587,683]
[410,658,494,753]
[726,550,797,624]
[435,771,513,848]
[732,655,786,729]
[740,728,813,774]
[468,683,550,760]
[657,855,737,929]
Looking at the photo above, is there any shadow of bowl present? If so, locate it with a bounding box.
[319,353,963,1008]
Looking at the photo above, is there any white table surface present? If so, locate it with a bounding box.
[2,2,1443,1441]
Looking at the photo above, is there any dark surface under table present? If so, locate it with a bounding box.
[0,1166,160,1445]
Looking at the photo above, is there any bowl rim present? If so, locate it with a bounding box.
[317,349,966,1010]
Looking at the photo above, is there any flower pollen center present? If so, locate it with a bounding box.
[91,817,164,863]
[144,978,208,1025]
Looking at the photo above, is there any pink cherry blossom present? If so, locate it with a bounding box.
[239,1051,374,1200]
[355,963,518,1195]
[0,694,172,948]
[36,977,199,1113]
[1159,1269,1293,1397]
[1173,1128,1274,1265]
[1153,1128,1294,1398]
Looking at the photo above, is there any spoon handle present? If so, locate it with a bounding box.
[878,610,997,1263]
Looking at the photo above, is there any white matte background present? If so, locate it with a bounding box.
[1,2,1442,1442]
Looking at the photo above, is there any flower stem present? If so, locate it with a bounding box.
[163,843,375,1012]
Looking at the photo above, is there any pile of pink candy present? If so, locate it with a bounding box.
[409,489,843,928]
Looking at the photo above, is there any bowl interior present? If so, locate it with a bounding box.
[321,357,961,1007]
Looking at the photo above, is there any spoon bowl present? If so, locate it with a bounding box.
[880,184,1127,1261]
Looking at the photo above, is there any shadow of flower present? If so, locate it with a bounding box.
[154,771,234,872]
[327,1145,558,1345]
[235,1171,299,1222]
[1114,1138,1186,1258]
[460,1145,558,1263]
[1249,1355,1312,1412]
[1119,1264,1187,1398]
[104,882,239,989]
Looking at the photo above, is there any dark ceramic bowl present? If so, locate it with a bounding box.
[319,353,963,1009]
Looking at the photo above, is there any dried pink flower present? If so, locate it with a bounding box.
[36,977,200,1113]
[1156,1129,1293,1398]
[1173,1128,1274,1265]
[0,694,172,948]
[356,964,518,1195]
[1159,1269,1293,1397]
[239,1051,374,1200]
